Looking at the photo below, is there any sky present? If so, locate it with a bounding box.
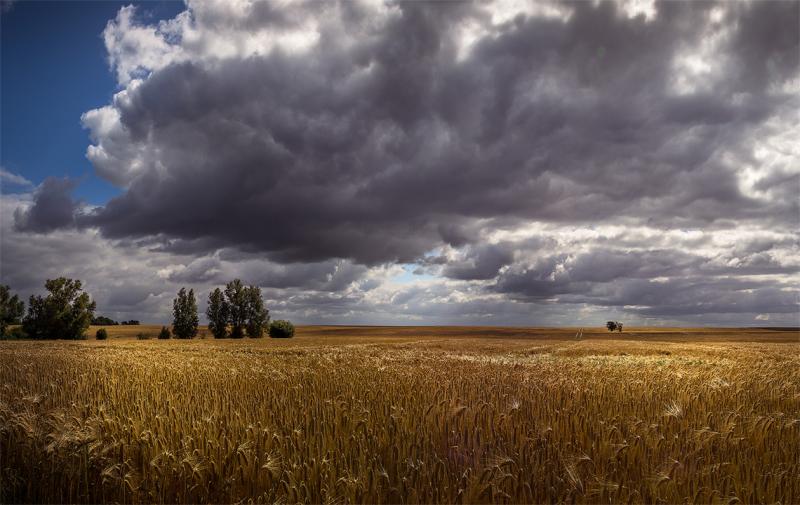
[0,0,798,327]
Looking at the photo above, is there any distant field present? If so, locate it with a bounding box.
[1,327,798,503]
[90,324,800,342]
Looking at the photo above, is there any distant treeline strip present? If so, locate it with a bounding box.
[91,316,140,325]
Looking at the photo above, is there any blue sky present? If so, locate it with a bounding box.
[1,0,182,204]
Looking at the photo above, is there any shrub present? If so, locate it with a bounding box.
[158,326,172,339]
[96,328,108,340]
[136,332,151,340]
[0,326,26,340]
[269,320,295,338]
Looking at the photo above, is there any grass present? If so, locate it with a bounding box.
[0,327,798,503]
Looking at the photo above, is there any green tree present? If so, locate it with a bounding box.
[269,320,295,338]
[158,326,172,339]
[172,288,199,339]
[0,285,25,336]
[22,278,96,339]
[244,285,269,337]
[206,288,228,339]
[224,279,247,338]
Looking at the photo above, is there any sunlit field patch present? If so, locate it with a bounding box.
[1,327,798,503]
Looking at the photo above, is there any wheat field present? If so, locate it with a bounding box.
[1,327,798,504]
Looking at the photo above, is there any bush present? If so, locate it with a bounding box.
[96,328,108,340]
[0,326,26,340]
[158,326,172,339]
[136,332,151,340]
[269,320,295,338]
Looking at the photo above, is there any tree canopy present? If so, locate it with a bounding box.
[206,288,229,339]
[244,285,269,337]
[206,280,271,339]
[23,278,96,339]
[172,288,199,339]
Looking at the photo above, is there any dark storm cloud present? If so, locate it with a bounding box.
[164,256,222,283]
[443,244,515,281]
[580,277,799,318]
[71,0,799,266]
[14,177,81,233]
[105,283,161,307]
[214,255,369,292]
[729,0,799,93]
[493,245,799,317]
[440,237,553,281]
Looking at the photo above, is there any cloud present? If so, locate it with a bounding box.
[102,5,185,85]
[4,0,799,325]
[0,167,33,188]
[71,1,798,266]
[490,227,799,319]
[13,177,82,233]
[442,242,519,281]
[2,187,798,325]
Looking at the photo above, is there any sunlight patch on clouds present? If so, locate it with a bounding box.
[669,10,731,96]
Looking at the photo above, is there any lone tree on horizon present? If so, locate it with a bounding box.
[172,288,199,339]
[23,277,96,339]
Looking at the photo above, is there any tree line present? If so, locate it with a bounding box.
[0,278,294,340]
[91,316,140,326]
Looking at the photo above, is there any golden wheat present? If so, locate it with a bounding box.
[0,330,798,503]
